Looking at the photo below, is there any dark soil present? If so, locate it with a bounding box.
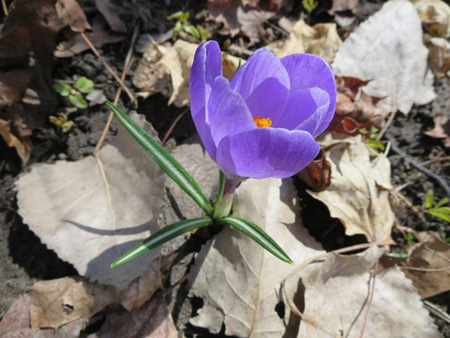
[0,0,449,336]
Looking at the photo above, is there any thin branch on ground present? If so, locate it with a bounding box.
[1,0,8,16]
[80,32,135,104]
[390,189,427,225]
[385,132,450,196]
[161,108,189,146]
[359,259,379,338]
[424,301,450,325]
[378,81,397,139]
[95,24,140,154]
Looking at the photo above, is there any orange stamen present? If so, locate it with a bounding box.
[253,116,272,128]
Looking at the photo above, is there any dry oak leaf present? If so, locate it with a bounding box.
[30,256,172,330]
[16,112,166,289]
[426,35,450,79]
[412,0,450,38]
[0,118,31,164]
[267,20,342,64]
[402,233,450,299]
[87,292,177,338]
[95,0,127,33]
[310,133,395,243]
[208,0,288,44]
[133,40,240,107]
[298,246,441,337]
[328,76,387,135]
[332,0,436,114]
[425,115,450,147]
[188,178,323,337]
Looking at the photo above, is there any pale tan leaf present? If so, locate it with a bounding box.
[16,113,166,289]
[268,20,342,63]
[298,247,441,337]
[402,233,450,299]
[30,256,173,330]
[332,0,436,114]
[413,0,450,38]
[0,119,31,164]
[188,178,323,337]
[133,40,240,107]
[426,35,450,79]
[310,133,394,243]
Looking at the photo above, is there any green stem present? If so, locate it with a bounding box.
[213,177,240,220]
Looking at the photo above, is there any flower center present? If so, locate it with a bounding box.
[252,116,272,128]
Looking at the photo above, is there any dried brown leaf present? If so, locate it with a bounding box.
[413,0,450,38]
[426,35,450,79]
[56,0,91,33]
[402,234,450,299]
[298,247,441,337]
[133,40,239,107]
[95,0,127,33]
[425,115,450,147]
[267,20,341,63]
[310,134,395,243]
[0,69,34,108]
[0,119,31,164]
[297,149,331,192]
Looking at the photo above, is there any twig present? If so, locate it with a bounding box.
[423,300,450,325]
[390,189,427,225]
[80,32,135,103]
[386,132,450,197]
[1,0,8,16]
[95,25,140,154]
[265,20,289,37]
[161,108,189,146]
[401,265,450,272]
[359,260,379,338]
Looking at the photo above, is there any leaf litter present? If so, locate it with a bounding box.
[2,0,450,336]
[16,113,166,289]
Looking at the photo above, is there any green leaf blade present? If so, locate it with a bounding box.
[76,76,94,94]
[105,101,213,215]
[69,93,88,109]
[221,216,293,264]
[425,190,434,209]
[111,217,213,268]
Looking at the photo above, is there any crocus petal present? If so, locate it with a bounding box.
[281,54,336,135]
[189,41,223,158]
[208,76,255,149]
[274,88,330,137]
[216,128,320,179]
[230,49,290,121]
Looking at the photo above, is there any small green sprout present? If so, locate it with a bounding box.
[424,190,450,223]
[54,76,95,109]
[302,0,318,14]
[167,10,210,42]
[359,126,385,151]
[49,113,74,133]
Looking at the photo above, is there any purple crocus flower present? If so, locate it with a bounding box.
[189,40,336,182]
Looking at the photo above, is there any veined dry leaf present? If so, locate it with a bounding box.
[329,76,387,135]
[298,247,440,337]
[87,293,177,338]
[208,0,288,44]
[95,0,127,33]
[332,0,436,114]
[425,115,450,147]
[402,234,450,299]
[412,0,450,38]
[30,255,173,330]
[56,0,91,33]
[0,118,31,164]
[188,178,323,337]
[55,16,124,58]
[297,149,331,192]
[133,40,240,107]
[0,69,34,108]
[16,113,166,289]
[426,35,450,78]
[310,133,395,243]
[267,20,342,63]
